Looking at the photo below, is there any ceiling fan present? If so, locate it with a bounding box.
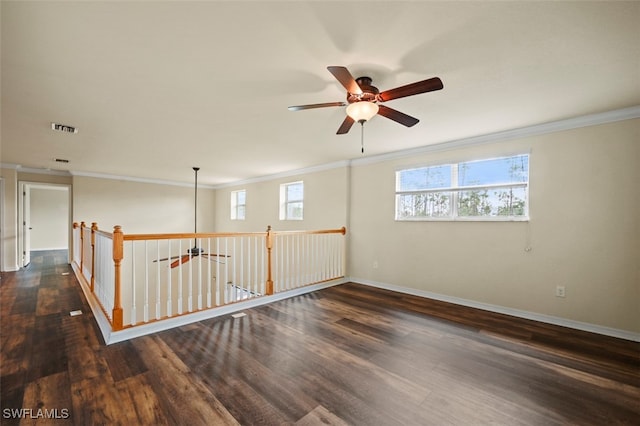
[154,167,228,268]
[288,66,443,134]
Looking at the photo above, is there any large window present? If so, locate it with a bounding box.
[396,154,529,221]
[230,189,246,220]
[279,181,304,220]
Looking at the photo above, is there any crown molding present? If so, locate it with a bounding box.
[0,163,72,176]
[350,105,640,167]
[4,106,637,188]
[69,170,217,189]
[212,160,352,189]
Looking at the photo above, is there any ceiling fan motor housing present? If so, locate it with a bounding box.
[347,77,379,104]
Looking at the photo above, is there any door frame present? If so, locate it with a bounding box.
[0,177,4,272]
[18,181,72,267]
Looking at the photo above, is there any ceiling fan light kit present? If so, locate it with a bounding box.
[288,65,443,143]
[346,101,379,122]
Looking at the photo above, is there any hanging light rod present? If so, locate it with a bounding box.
[190,166,202,255]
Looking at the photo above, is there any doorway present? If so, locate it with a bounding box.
[18,182,71,267]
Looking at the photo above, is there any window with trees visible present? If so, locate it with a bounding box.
[279,181,304,220]
[395,154,529,221]
[231,189,246,220]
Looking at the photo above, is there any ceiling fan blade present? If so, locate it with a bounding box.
[336,116,356,134]
[153,255,182,263]
[288,102,346,111]
[327,66,363,95]
[201,254,229,264]
[377,105,420,127]
[170,255,192,269]
[378,77,443,102]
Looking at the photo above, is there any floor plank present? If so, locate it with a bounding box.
[1,250,638,425]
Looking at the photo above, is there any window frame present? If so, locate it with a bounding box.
[395,154,530,222]
[279,181,304,221]
[230,189,246,221]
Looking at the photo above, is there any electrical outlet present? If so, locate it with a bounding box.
[555,285,566,298]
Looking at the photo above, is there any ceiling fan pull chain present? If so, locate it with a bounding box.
[360,121,365,154]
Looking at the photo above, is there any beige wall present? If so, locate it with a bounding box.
[3,118,638,335]
[215,166,349,233]
[73,176,216,234]
[30,186,69,250]
[349,119,639,333]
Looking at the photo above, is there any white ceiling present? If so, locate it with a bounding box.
[2,1,639,186]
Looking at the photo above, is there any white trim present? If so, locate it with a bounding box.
[351,105,640,167]
[72,262,114,344]
[223,107,639,186]
[230,189,246,220]
[0,163,20,170]
[69,170,217,189]
[214,160,351,189]
[351,277,640,343]
[18,181,72,267]
[0,177,3,272]
[279,180,304,221]
[85,276,346,345]
[3,266,20,272]
[4,107,636,189]
[0,164,72,176]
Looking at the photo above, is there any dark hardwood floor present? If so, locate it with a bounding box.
[1,250,639,425]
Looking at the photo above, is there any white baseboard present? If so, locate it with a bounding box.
[350,277,640,342]
[1,265,20,272]
[71,262,114,344]
[73,272,346,345]
[71,269,638,344]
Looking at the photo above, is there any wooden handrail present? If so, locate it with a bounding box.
[73,221,347,332]
[123,231,268,241]
[95,229,113,238]
[121,227,346,241]
[272,227,347,236]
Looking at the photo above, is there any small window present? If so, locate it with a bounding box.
[396,154,529,221]
[231,190,246,220]
[279,181,303,220]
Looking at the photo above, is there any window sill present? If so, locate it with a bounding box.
[395,216,530,222]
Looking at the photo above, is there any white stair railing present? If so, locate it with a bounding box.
[72,223,346,331]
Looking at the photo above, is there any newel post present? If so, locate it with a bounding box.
[79,221,86,273]
[90,222,98,292]
[265,225,274,295]
[72,222,78,263]
[112,225,124,331]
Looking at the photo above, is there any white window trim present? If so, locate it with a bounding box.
[279,181,304,221]
[230,189,246,220]
[395,154,530,222]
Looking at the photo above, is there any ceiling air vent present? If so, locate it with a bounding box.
[51,122,78,134]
